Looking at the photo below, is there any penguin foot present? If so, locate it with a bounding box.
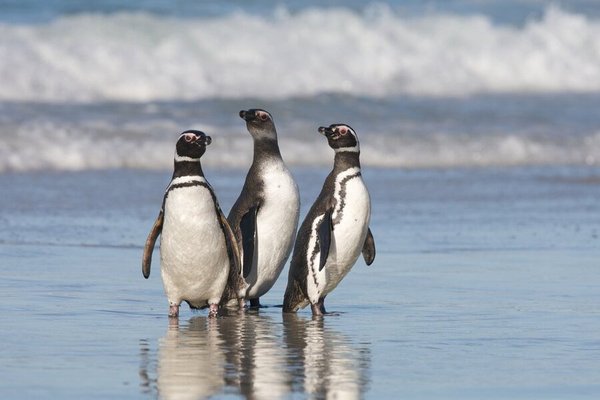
[238,298,247,310]
[310,301,326,316]
[208,303,219,318]
[168,304,180,318]
[249,298,261,308]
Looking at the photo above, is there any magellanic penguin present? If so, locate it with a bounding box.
[142,130,240,318]
[221,109,300,309]
[283,124,376,316]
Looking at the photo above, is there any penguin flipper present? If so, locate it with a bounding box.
[240,205,258,278]
[142,211,164,279]
[218,210,242,279]
[317,209,333,271]
[362,227,376,266]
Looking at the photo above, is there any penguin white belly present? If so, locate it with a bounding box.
[323,174,371,296]
[246,163,300,299]
[160,185,229,306]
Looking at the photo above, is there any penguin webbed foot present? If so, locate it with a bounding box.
[168,304,180,318]
[310,299,326,317]
[248,298,264,309]
[208,303,219,318]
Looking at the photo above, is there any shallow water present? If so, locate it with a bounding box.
[1,166,599,399]
[2,1,600,398]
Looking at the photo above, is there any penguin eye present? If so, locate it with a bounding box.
[184,134,195,142]
[338,127,348,135]
[258,112,269,122]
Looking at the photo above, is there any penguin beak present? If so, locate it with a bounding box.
[318,126,335,138]
[192,134,211,146]
[239,110,253,121]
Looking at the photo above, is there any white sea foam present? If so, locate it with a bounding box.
[1,5,600,102]
[1,119,598,172]
[359,131,600,168]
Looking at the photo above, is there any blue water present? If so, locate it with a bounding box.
[3,0,600,25]
[1,167,599,399]
[1,1,600,398]
[1,1,600,171]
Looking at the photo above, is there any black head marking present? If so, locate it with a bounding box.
[318,124,359,152]
[239,109,277,141]
[239,108,273,123]
[175,130,212,160]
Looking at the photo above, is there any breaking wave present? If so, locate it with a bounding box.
[1,5,600,102]
[1,120,598,172]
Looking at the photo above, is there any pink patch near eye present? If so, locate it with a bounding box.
[259,113,268,121]
[184,134,194,142]
[339,127,348,135]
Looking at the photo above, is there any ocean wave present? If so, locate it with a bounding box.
[1,5,600,102]
[1,119,598,172]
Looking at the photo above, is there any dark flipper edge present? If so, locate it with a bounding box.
[240,205,258,279]
[142,211,164,279]
[362,227,376,266]
[318,209,333,271]
[219,210,242,280]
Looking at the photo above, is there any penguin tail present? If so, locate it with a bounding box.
[185,300,209,311]
[219,259,247,307]
[283,278,307,313]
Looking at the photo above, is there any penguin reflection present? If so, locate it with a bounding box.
[142,313,370,399]
[219,311,289,399]
[156,317,225,400]
[283,314,371,399]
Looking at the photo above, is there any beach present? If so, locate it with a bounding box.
[1,166,599,399]
[1,0,600,398]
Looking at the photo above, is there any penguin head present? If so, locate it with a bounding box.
[318,124,359,153]
[175,130,212,161]
[239,109,277,140]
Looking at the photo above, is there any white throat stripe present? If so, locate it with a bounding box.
[334,145,360,153]
[174,154,200,162]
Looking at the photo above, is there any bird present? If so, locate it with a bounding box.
[142,130,240,318]
[283,124,375,316]
[221,109,300,309]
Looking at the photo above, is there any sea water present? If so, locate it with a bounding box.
[0,167,599,399]
[1,1,599,399]
[1,1,600,172]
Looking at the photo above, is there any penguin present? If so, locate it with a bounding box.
[221,109,300,308]
[142,130,240,318]
[283,124,376,316]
